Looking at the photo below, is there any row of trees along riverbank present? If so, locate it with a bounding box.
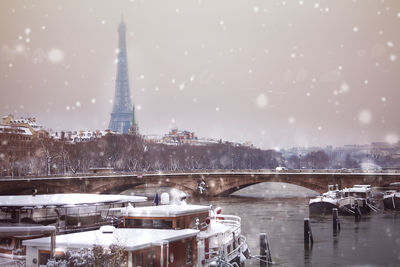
[1,134,399,177]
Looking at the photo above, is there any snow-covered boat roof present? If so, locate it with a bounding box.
[0,194,147,208]
[123,204,210,218]
[309,196,338,205]
[342,185,371,193]
[23,228,199,251]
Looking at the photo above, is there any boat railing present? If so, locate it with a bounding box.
[226,235,247,261]
[203,234,247,265]
[211,214,242,241]
[211,214,241,228]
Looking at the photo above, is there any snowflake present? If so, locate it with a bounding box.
[48,49,64,63]
[256,94,268,108]
[340,82,350,93]
[386,41,394,47]
[358,110,372,124]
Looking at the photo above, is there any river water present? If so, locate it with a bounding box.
[127,183,400,267]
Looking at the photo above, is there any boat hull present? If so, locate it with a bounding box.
[338,198,371,215]
[383,195,400,210]
[309,201,338,215]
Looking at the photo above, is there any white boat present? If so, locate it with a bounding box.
[309,185,341,215]
[112,192,250,266]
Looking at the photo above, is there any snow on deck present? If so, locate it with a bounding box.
[0,194,147,208]
[198,220,232,239]
[124,204,211,217]
[23,228,199,251]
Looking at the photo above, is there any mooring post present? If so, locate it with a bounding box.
[332,208,340,231]
[50,230,56,259]
[260,233,267,267]
[260,233,272,267]
[354,201,361,221]
[304,218,313,244]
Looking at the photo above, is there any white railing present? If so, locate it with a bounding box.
[211,214,241,242]
[203,235,247,266]
[201,214,247,266]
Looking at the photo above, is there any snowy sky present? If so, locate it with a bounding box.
[0,0,399,149]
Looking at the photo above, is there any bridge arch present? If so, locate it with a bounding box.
[215,181,321,197]
[204,174,333,196]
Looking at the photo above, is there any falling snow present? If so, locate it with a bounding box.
[48,49,64,63]
[256,94,268,108]
[359,110,372,125]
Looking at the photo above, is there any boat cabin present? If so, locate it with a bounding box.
[0,194,146,260]
[342,185,372,198]
[23,227,199,267]
[0,194,146,232]
[121,204,211,231]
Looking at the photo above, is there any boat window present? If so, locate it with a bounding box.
[186,241,193,264]
[0,238,13,248]
[38,251,64,266]
[153,219,173,229]
[39,251,51,266]
[134,252,143,266]
[125,218,152,228]
[146,251,155,267]
[125,218,172,229]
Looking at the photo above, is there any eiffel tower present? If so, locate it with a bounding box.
[108,17,136,134]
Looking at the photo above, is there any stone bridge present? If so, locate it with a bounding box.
[1,171,400,197]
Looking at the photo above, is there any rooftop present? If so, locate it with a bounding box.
[0,193,147,208]
[23,228,199,251]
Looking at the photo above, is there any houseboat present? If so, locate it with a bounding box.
[0,194,147,261]
[112,193,250,266]
[309,185,341,215]
[338,185,375,215]
[383,190,400,210]
[23,226,199,267]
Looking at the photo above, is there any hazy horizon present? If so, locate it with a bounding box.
[1,0,399,149]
